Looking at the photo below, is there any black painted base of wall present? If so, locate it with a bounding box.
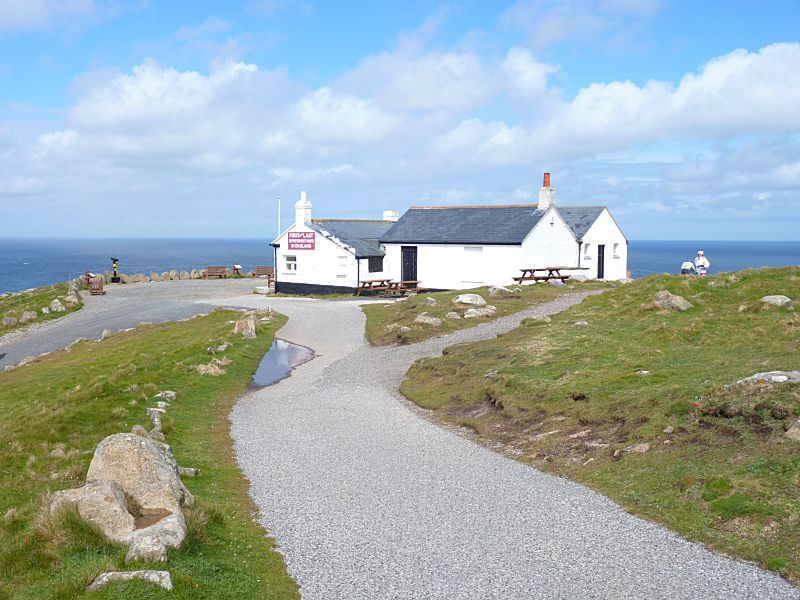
[275,281,355,296]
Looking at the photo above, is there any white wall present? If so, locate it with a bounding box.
[274,224,358,288]
[520,208,579,272]
[357,256,390,281]
[574,209,628,280]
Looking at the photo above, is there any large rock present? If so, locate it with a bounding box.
[168,270,179,281]
[654,290,693,312]
[786,420,800,443]
[160,272,170,282]
[488,285,511,295]
[150,272,161,282]
[49,299,66,312]
[414,313,442,327]
[452,293,487,307]
[120,273,131,284]
[86,433,193,512]
[761,295,792,307]
[464,305,497,318]
[131,273,148,283]
[2,316,18,327]
[734,371,800,385]
[125,510,187,562]
[49,480,135,542]
[87,570,173,592]
[190,269,201,279]
[444,311,461,320]
[233,314,257,339]
[179,271,190,280]
[63,293,80,305]
[20,311,37,323]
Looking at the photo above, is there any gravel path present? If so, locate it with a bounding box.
[222,291,800,600]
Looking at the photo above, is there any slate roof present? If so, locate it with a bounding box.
[309,219,394,258]
[557,206,606,242]
[380,205,548,245]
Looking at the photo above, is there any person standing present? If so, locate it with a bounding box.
[694,250,710,276]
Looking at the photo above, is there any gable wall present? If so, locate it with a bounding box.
[576,209,628,280]
[274,223,358,289]
[520,208,579,269]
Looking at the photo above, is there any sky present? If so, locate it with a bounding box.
[0,0,798,241]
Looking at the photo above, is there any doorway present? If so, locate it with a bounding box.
[597,244,605,279]
[401,246,417,281]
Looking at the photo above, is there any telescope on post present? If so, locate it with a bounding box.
[110,257,120,283]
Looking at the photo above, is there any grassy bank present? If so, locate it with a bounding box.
[0,283,82,336]
[401,267,800,582]
[362,282,608,345]
[0,310,299,599]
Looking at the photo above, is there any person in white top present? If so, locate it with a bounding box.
[694,250,710,276]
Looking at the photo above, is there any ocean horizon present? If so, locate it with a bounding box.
[0,237,798,294]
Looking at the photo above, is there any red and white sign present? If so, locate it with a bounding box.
[288,231,315,250]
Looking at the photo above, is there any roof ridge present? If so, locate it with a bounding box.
[312,219,392,223]
[409,204,539,209]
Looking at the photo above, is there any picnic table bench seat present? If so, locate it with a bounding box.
[205,266,228,279]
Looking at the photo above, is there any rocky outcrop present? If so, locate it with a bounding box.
[654,290,693,312]
[86,433,193,513]
[452,293,487,307]
[87,570,173,592]
[49,480,135,541]
[414,313,443,327]
[761,295,792,307]
[732,371,800,385]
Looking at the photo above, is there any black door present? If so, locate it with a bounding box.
[597,244,605,279]
[401,246,417,281]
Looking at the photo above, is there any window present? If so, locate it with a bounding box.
[613,242,620,258]
[368,256,384,273]
[583,243,591,260]
[285,255,297,271]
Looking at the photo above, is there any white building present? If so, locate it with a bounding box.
[379,173,628,289]
[271,192,397,294]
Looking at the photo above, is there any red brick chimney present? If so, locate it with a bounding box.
[543,172,551,188]
[538,172,554,210]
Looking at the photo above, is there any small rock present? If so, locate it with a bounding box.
[785,420,800,443]
[196,363,225,376]
[571,275,589,283]
[636,370,650,376]
[100,329,112,340]
[398,326,412,333]
[216,343,229,353]
[423,297,438,306]
[155,391,177,401]
[654,290,693,312]
[663,426,674,435]
[574,320,589,326]
[534,315,551,323]
[233,315,257,339]
[2,316,18,327]
[156,401,170,409]
[452,293,487,307]
[41,307,51,314]
[49,299,66,313]
[49,480,135,541]
[464,306,496,318]
[254,286,271,295]
[488,285,511,296]
[533,430,561,441]
[582,458,595,466]
[618,277,635,284]
[20,311,37,323]
[414,314,443,327]
[569,429,591,439]
[761,295,792,307]
[484,370,498,379]
[625,442,651,454]
[178,466,200,477]
[48,447,66,459]
[87,571,173,592]
[444,311,461,320]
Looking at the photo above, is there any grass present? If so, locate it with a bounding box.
[362,281,609,345]
[0,283,83,336]
[400,267,800,583]
[0,310,299,599]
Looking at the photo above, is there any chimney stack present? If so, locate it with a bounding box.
[382,210,399,222]
[294,191,312,226]
[538,172,555,210]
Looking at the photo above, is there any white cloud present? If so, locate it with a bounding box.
[0,0,140,32]
[174,16,233,41]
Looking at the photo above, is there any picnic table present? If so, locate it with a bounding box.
[513,266,575,284]
[355,278,393,295]
[384,280,423,296]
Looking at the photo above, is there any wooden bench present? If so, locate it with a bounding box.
[205,266,228,279]
[356,278,392,296]
[90,277,106,296]
[383,280,424,296]
[253,266,275,285]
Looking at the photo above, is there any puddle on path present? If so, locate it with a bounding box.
[252,338,315,387]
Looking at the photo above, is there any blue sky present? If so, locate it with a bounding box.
[0,0,798,240]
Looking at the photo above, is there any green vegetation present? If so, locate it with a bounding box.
[0,283,82,335]
[0,310,299,599]
[362,281,609,345]
[400,267,800,582]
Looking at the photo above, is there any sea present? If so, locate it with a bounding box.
[0,238,798,294]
